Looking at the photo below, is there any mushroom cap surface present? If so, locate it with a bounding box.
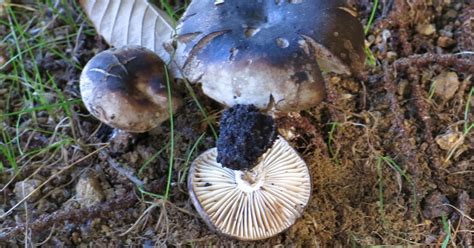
[188,136,312,240]
[80,46,181,133]
[175,0,365,112]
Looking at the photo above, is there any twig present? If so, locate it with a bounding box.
[383,63,419,217]
[383,63,416,174]
[394,54,474,74]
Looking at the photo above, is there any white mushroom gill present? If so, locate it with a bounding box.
[189,136,311,240]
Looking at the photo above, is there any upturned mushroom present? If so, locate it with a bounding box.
[188,105,312,240]
[188,134,311,241]
[175,0,365,112]
[80,46,182,133]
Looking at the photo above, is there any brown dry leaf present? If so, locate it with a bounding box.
[79,0,180,76]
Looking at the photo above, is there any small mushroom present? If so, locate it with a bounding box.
[188,136,311,240]
[80,46,182,133]
[175,0,365,112]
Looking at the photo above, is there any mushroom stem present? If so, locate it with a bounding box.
[238,169,263,188]
[108,128,136,153]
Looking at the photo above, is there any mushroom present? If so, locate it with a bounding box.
[188,135,311,241]
[80,46,182,133]
[175,0,365,112]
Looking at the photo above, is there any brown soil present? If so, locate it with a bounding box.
[1,0,472,247]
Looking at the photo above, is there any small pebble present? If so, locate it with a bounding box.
[71,232,81,245]
[437,36,456,48]
[386,51,398,61]
[435,131,463,150]
[14,179,43,202]
[446,9,458,19]
[0,0,8,18]
[433,71,460,100]
[0,53,6,68]
[0,45,7,69]
[417,23,436,36]
[75,174,104,208]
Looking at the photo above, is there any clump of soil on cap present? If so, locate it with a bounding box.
[217,104,277,170]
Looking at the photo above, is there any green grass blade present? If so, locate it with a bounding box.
[441,214,451,248]
[376,157,385,225]
[164,65,175,200]
[464,87,473,134]
[364,0,379,35]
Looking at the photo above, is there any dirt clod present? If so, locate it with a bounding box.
[422,191,452,219]
[109,129,136,154]
[217,104,277,170]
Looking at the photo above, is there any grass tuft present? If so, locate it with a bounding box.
[178,132,206,184]
[327,122,341,164]
[441,214,451,248]
[376,155,417,222]
[463,87,473,134]
[364,0,380,66]
[446,86,473,161]
[0,2,83,174]
[138,143,169,176]
[183,80,219,140]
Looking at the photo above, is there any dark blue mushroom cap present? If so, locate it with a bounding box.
[175,0,365,112]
